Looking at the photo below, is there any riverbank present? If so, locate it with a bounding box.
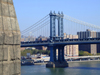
[67,59,100,63]
[33,60,100,65]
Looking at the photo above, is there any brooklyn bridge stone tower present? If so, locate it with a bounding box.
[0,0,21,75]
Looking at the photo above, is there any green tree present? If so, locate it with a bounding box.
[79,50,92,56]
[21,49,50,56]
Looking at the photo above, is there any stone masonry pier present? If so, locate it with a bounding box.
[0,0,21,75]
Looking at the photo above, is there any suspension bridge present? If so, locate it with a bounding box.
[21,11,100,68]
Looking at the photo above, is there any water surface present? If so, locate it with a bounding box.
[21,61,100,75]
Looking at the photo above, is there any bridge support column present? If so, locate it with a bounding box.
[58,46,65,62]
[50,46,56,62]
[62,46,65,61]
[46,45,68,68]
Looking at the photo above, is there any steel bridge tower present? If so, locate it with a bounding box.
[46,11,68,68]
[50,11,64,40]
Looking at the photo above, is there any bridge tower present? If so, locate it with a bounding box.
[46,11,68,68]
[50,11,64,40]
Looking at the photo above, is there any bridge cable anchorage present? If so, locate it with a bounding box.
[21,14,49,33]
[56,14,100,30]
[22,20,50,35]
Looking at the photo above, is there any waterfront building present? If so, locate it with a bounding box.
[97,32,100,53]
[64,33,79,57]
[77,29,97,54]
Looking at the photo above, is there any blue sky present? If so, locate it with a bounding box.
[13,0,100,31]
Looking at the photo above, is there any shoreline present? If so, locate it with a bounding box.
[33,60,100,65]
[67,60,100,63]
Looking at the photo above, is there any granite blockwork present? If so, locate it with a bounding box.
[0,0,21,75]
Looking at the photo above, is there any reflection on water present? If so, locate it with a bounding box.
[21,61,100,75]
[69,67,100,70]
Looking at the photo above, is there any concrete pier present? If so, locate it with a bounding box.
[46,45,68,68]
[0,0,21,75]
[46,61,68,68]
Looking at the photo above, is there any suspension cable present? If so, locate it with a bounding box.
[55,14,100,30]
[22,20,50,35]
[21,14,49,33]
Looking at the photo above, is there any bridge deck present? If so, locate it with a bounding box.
[21,38,100,47]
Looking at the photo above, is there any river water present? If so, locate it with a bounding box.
[21,61,100,75]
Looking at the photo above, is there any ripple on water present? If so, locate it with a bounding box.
[21,61,100,75]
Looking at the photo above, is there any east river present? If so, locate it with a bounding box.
[21,61,100,75]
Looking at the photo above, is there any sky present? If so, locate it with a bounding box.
[13,0,100,31]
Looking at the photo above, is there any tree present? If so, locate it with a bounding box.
[21,49,50,56]
[79,50,92,56]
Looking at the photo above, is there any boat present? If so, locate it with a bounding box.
[21,56,34,65]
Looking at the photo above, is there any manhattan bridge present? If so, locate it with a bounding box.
[21,11,100,67]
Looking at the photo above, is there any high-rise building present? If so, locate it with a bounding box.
[64,34,79,57]
[77,29,97,54]
[96,32,100,53]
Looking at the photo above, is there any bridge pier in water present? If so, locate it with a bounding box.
[46,45,68,68]
[46,11,68,68]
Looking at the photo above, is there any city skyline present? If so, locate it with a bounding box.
[1,0,100,74]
